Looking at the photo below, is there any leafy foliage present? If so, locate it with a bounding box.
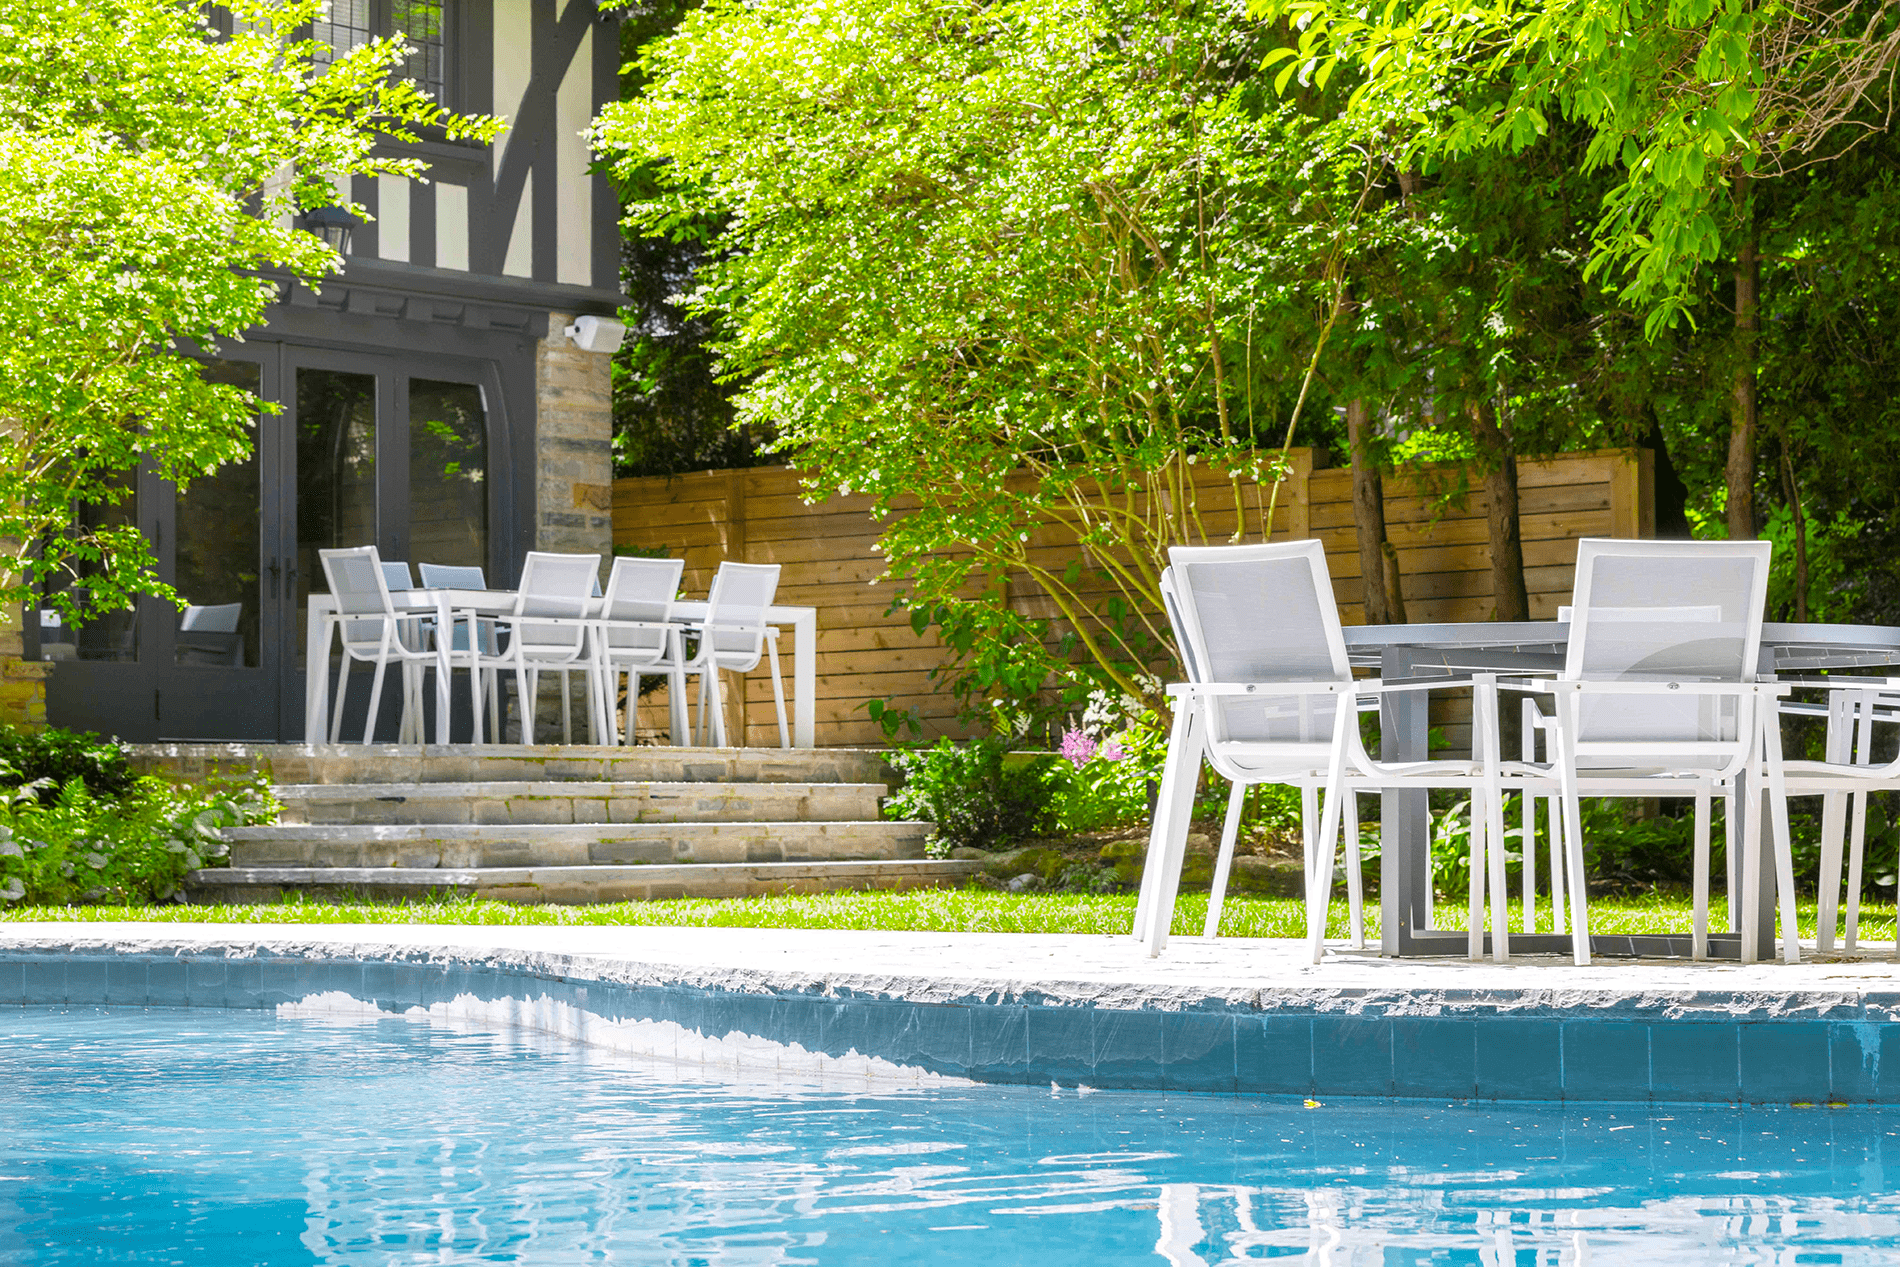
[884,738,1061,852]
[0,0,498,620]
[597,0,1412,715]
[0,774,275,906]
[0,727,134,802]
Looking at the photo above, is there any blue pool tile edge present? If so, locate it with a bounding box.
[0,946,1889,1105]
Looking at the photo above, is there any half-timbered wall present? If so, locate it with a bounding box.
[611,450,1655,748]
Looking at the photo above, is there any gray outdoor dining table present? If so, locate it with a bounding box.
[1348,620,1900,958]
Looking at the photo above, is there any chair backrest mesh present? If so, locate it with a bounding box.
[601,557,684,657]
[703,562,780,666]
[511,552,599,651]
[418,563,487,590]
[1167,541,1350,746]
[1563,538,1771,746]
[381,561,414,591]
[179,603,241,633]
[320,546,395,647]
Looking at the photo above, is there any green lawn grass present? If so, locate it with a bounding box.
[1,886,1890,942]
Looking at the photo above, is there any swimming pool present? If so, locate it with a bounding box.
[2,1006,1896,1264]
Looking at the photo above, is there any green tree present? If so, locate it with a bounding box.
[596,0,1407,717]
[0,0,498,620]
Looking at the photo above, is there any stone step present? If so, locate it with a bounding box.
[223,820,932,869]
[184,859,985,905]
[130,743,895,788]
[272,781,887,826]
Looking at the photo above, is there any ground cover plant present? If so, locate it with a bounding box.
[0,727,273,906]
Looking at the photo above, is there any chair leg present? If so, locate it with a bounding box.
[1300,785,1319,894]
[1553,698,1591,966]
[1478,681,1509,964]
[1760,709,1802,965]
[1135,703,1205,957]
[1723,791,1738,932]
[1466,795,1487,962]
[1521,786,1537,936]
[1847,788,1868,954]
[1547,794,1566,936]
[329,657,350,745]
[469,658,485,747]
[1818,788,1848,955]
[1343,789,1364,951]
[1305,706,1353,965]
[362,654,390,747]
[558,669,573,744]
[766,635,789,749]
[1692,785,1712,961]
[1203,781,1246,939]
[516,665,535,745]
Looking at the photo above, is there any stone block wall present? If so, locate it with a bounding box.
[534,312,615,562]
[0,616,48,730]
[531,312,616,737]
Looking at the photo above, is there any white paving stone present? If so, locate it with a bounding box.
[2,923,1897,1015]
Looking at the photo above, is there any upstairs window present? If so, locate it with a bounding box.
[312,0,450,103]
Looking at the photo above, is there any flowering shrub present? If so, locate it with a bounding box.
[885,737,1061,853]
[0,774,276,906]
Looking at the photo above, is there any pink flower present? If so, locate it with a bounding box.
[1098,738,1125,763]
[1059,728,1097,768]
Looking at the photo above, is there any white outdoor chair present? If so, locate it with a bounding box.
[1506,538,1789,964]
[1133,540,1509,964]
[678,561,788,749]
[468,551,602,746]
[1775,681,1900,956]
[592,556,688,746]
[317,546,436,746]
[417,562,505,743]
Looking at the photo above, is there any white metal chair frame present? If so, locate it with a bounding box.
[677,561,789,749]
[1497,538,1792,965]
[1776,680,1900,957]
[317,546,437,747]
[590,555,688,746]
[466,552,603,747]
[416,562,506,744]
[1134,541,1510,964]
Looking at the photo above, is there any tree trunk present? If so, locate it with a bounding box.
[1780,446,1809,621]
[1728,179,1760,541]
[1346,399,1399,623]
[1469,399,1529,622]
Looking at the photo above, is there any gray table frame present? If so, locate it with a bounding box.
[1346,621,1900,959]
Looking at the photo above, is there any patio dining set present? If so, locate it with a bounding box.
[311,546,798,750]
[1135,537,1900,967]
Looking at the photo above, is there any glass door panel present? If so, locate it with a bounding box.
[408,379,488,574]
[295,368,378,663]
[173,362,262,670]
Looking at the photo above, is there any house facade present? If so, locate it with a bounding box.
[14,0,624,742]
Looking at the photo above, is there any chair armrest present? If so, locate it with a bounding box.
[1167,675,1471,699]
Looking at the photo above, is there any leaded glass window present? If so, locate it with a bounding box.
[311,0,450,103]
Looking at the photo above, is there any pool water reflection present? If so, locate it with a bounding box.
[0,1006,1894,1264]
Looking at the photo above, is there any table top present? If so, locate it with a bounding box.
[308,590,815,623]
[1342,619,1900,673]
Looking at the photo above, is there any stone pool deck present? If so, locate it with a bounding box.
[2,922,1898,1104]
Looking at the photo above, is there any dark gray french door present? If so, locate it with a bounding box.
[42,342,505,742]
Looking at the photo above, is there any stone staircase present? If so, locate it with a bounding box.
[129,744,978,904]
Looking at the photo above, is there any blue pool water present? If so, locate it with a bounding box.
[0,1007,1896,1264]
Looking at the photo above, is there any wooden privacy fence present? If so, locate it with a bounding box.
[612,448,1655,748]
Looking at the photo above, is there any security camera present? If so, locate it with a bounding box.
[563,315,627,354]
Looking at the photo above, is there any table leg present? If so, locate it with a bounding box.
[303,605,332,746]
[1379,647,1432,956]
[793,611,816,748]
